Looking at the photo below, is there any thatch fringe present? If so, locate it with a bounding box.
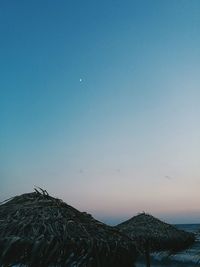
[0,189,137,267]
[117,212,195,253]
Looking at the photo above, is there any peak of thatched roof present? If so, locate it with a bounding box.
[117,212,195,253]
[0,189,137,267]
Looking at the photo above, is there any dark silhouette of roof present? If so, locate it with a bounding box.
[117,213,195,253]
[0,189,137,267]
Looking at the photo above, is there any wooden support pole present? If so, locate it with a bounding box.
[145,241,151,267]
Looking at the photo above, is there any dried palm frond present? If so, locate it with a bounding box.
[117,213,195,253]
[0,189,137,267]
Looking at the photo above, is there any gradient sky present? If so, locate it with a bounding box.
[1,0,200,225]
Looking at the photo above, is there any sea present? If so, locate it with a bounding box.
[135,224,200,267]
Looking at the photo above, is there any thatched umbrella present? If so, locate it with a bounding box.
[117,213,195,267]
[0,189,137,267]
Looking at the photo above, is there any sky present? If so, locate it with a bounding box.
[1,0,200,225]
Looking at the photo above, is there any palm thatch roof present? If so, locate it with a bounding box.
[117,213,195,253]
[0,189,137,267]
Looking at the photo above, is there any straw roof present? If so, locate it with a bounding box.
[0,189,137,267]
[117,213,195,253]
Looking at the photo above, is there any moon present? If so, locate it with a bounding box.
[79,78,82,82]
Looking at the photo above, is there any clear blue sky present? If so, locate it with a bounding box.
[1,0,200,224]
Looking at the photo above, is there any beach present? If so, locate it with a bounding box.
[135,224,200,267]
